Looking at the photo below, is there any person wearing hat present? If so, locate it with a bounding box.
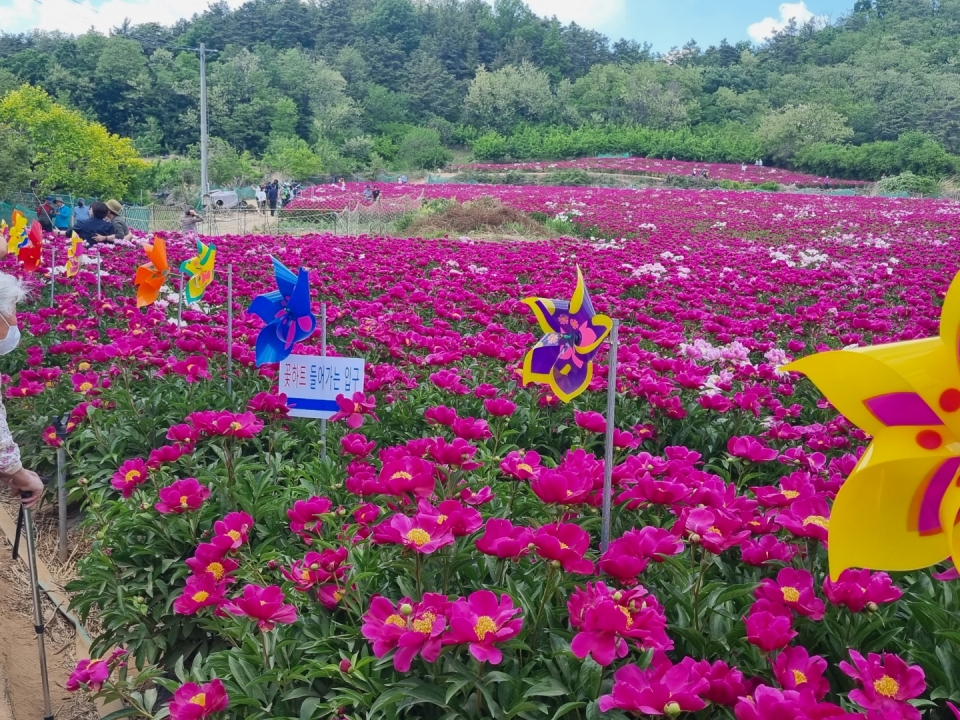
[53,198,72,234]
[74,201,117,246]
[105,199,132,241]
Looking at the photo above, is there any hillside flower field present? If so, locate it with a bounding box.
[4,184,960,719]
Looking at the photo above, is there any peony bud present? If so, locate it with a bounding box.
[865,601,878,613]
[266,560,280,570]
[664,701,682,718]
[339,659,352,673]
[399,603,413,616]
[688,533,702,546]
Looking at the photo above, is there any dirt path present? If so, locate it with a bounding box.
[0,527,97,720]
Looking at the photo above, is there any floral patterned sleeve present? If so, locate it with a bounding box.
[0,391,23,476]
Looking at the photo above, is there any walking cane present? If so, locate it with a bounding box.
[12,493,55,720]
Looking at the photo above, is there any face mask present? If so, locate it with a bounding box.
[0,325,21,355]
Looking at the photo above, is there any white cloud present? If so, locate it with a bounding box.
[0,0,244,36]
[487,0,627,30]
[747,2,825,42]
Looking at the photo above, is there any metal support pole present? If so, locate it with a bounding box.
[49,247,56,306]
[320,302,327,460]
[600,320,620,553]
[96,250,102,302]
[199,42,210,200]
[16,502,54,720]
[177,271,184,328]
[226,265,233,396]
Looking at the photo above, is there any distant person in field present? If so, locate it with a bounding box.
[266,181,279,216]
[741,163,747,172]
[256,185,267,213]
[36,196,55,232]
[701,169,709,180]
[363,185,373,202]
[371,187,381,202]
[824,176,830,190]
[73,201,116,245]
[340,177,346,192]
[692,168,698,178]
[53,198,72,234]
[181,208,203,233]
[73,198,89,223]
[105,200,132,241]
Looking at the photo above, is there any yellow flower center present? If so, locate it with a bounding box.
[474,615,497,641]
[517,463,533,473]
[179,496,189,507]
[333,590,343,601]
[792,670,808,685]
[803,515,829,529]
[385,614,406,628]
[436,515,448,524]
[124,470,141,483]
[229,422,243,431]
[782,490,800,499]
[301,570,311,581]
[874,676,899,698]
[781,587,800,603]
[392,471,413,480]
[353,403,362,412]
[559,542,569,550]
[189,693,206,707]
[708,526,721,535]
[617,605,633,629]
[227,530,242,542]
[566,490,573,497]
[66,324,76,331]
[79,382,93,392]
[78,362,90,371]
[412,612,437,634]
[192,591,210,602]
[405,528,431,546]
[207,562,225,581]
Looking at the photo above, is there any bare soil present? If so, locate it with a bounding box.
[407,196,550,237]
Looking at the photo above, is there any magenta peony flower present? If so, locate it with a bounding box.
[155,478,210,514]
[484,397,516,417]
[574,410,606,434]
[744,599,797,653]
[282,548,348,591]
[754,568,825,620]
[66,657,112,692]
[777,496,831,543]
[287,496,333,544]
[734,685,857,720]
[452,416,492,441]
[690,658,746,707]
[823,569,903,612]
[371,513,455,554]
[167,678,229,720]
[211,511,255,552]
[186,543,239,582]
[173,572,229,615]
[428,437,481,469]
[500,450,541,480]
[531,468,592,505]
[209,411,264,438]
[379,456,437,499]
[533,523,595,574]
[246,391,290,419]
[727,435,778,463]
[341,433,376,458]
[599,652,709,716]
[171,355,211,383]
[223,584,297,631]
[416,499,482,537]
[840,650,925,720]
[361,594,448,672]
[772,646,830,699]
[599,527,684,585]
[680,506,750,554]
[330,392,379,429]
[424,405,458,426]
[444,590,522,665]
[741,535,798,566]
[111,458,148,499]
[460,485,494,506]
[475,518,535,559]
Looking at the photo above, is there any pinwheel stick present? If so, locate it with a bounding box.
[96,250,102,302]
[227,264,233,396]
[600,320,620,552]
[50,247,56,307]
[320,302,328,460]
[177,271,184,329]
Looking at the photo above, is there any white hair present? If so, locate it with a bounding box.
[0,273,26,314]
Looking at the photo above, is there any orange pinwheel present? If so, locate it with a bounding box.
[134,236,169,307]
[18,220,43,273]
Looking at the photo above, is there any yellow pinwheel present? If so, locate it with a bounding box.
[179,239,216,304]
[785,270,960,580]
[65,232,84,278]
[7,211,26,254]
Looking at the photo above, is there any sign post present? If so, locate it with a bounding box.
[226,264,233,396]
[320,303,327,459]
[278,354,365,422]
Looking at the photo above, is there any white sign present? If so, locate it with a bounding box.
[278,354,365,419]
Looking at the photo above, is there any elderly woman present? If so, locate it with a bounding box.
[0,271,43,508]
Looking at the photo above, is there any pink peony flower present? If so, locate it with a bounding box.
[533,523,595,574]
[500,450,541,480]
[341,433,376,458]
[823,569,903,612]
[167,678,229,720]
[599,652,709,716]
[211,511,255,552]
[475,518,535,559]
[186,543,239,582]
[744,599,797,653]
[484,397,516,417]
[174,572,229,615]
[155,478,210,514]
[728,435,778,463]
[379,456,436,499]
[111,458,148,499]
[777,496,831,543]
[754,568,825,620]
[222,584,298,631]
[741,535,798,566]
[287,496,333,544]
[371,513,455,554]
[840,650,925,720]
[424,405,458,426]
[361,594,448,672]
[330,392,378,429]
[599,527,684,585]
[444,590,523,665]
[574,410,606,433]
[531,468,592,505]
[772,646,830,699]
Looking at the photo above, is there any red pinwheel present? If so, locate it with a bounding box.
[247,256,317,366]
[18,220,43,273]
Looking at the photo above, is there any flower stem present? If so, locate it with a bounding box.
[260,630,271,669]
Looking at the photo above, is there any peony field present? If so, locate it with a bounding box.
[6,183,960,720]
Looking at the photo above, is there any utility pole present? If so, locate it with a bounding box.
[199,42,210,200]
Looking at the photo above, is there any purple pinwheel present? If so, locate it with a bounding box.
[247,257,317,366]
[521,267,612,402]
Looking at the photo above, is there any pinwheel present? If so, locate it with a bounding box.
[247,256,317,366]
[65,232,83,278]
[134,236,169,308]
[7,211,27,254]
[521,267,613,403]
[179,239,216,304]
[18,220,43,273]
[786,269,960,580]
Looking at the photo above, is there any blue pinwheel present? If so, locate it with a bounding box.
[248,257,317,366]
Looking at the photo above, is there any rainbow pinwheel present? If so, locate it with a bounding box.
[247,256,317,366]
[521,267,613,403]
[134,236,170,308]
[18,220,43,273]
[786,270,960,580]
[179,239,216,304]
[65,232,84,278]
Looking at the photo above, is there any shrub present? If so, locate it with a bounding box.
[396,127,453,170]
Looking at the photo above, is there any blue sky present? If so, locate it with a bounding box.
[0,0,856,49]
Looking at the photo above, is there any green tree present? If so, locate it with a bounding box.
[755,103,855,163]
[262,134,324,179]
[207,137,258,187]
[403,50,460,119]
[0,85,145,197]
[0,123,32,197]
[395,126,452,169]
[464,61,556,132]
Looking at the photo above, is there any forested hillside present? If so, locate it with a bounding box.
[1,0,958,183]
